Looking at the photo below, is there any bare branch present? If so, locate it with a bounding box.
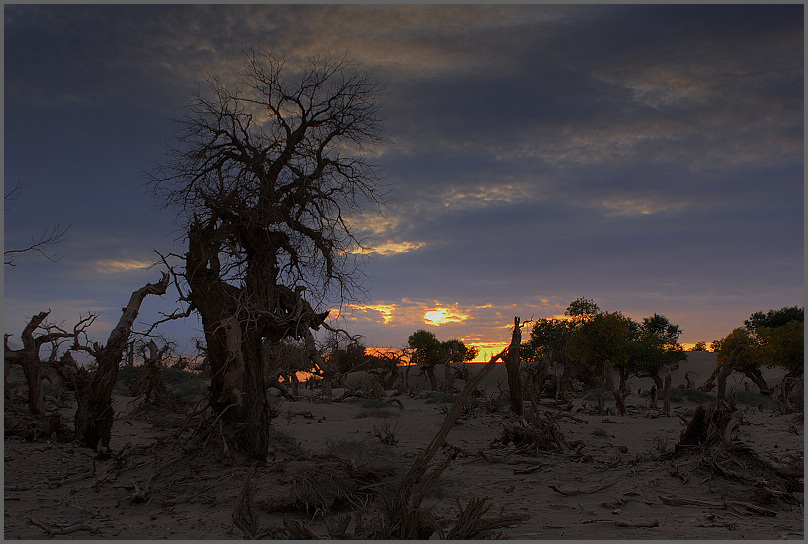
[4,222,71,266]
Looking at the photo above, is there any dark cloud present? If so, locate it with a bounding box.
[4,4,802,350]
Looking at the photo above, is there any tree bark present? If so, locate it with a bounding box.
[241,336,270,457]
[662,372,672,416]
[716,364,730,404]
[425,365,438,391]
[613,389,628,416]
[743,367,770,395]
[700,345,744,393]
[74,274,168,451]
[505,317,524,416]
[4,311,73,415]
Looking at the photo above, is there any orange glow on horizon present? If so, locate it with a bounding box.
[467,341,510,362]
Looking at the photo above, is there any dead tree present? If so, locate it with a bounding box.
[504,317,527,416]
[148,50,385,461]
[129,339,172,404]
[4,312,93,414]
[71,274,169,451]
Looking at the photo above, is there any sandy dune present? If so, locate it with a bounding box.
[4,352,803,539]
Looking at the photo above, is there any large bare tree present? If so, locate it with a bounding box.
[149,50,386,460]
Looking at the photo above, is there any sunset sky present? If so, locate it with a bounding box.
[4,4,804,360]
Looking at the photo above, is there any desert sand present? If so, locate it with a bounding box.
[4,352,803,540]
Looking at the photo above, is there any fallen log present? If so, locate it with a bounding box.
[659,495,778,517]
[30,518,99,536]
[582,519,659,528]
[549,479,617,496]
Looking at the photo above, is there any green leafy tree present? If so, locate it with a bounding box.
[753,320,803,375]
[565,297,600,317]
[407,330,445,390]
[568,310,631,389]
[526,303,685,395]
[523,318,576,361]
[708,306,803,393]
[441,339,478,363]
[745,306,804,333]
[622,314,686,391]
[407,331,477,390]
[690,341,709,352]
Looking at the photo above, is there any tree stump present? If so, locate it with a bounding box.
[504,317,524,416]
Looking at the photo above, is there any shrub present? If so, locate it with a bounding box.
[667,388,715,404]
[325,438,395,461]
[359,398,390,409]
[581,387,613,401]
[734,390,776,409]
[162,367,209,401]
[354,408,400,419]
[270,432,306,456]
[423,391,458,404]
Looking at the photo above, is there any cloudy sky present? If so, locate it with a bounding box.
[4,4,804,358]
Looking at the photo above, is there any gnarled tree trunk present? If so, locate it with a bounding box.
[74,274,169,451]
[4,311,75,415]
[505,317,524,416]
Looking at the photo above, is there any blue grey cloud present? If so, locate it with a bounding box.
[4,4,802,350]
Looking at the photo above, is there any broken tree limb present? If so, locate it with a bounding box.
[658,496,778,517]
[549,479,618,496]
[29,518,99,536]
[73,273,169,451]
[582,519,659,528]
[398,346,509,493]
[513,464,543,475]
[47,463,95,487]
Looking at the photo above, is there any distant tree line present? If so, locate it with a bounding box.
[704,306,803,400]
[518,297,686,396]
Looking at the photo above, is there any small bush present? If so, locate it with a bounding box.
[667,388,715,404]
[42,380,66,398]
[115,364,210,402]
[423,391,458,404]
[354,408,399,419]
[592,427,610,438]
[162,367,209,401]
[271,428,306,455]
[581,387,613,401]
[115,364,141,395]
[734,390,775,409]
[325,438,395,461]
[359,398,389,409]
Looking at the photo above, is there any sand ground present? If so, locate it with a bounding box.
[3,352,803,539]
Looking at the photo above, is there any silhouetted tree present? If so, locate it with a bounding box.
[706,306,804,395]
[690,341,709,352]
[70,274,169,451]
[408,330,444,390]
[149,49,386,460]
[4,311,93,414]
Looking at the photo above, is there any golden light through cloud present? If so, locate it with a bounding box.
[354,240,426,256]
[349,303,397,325]
[95,259,151,272]
[423,306,470,326]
